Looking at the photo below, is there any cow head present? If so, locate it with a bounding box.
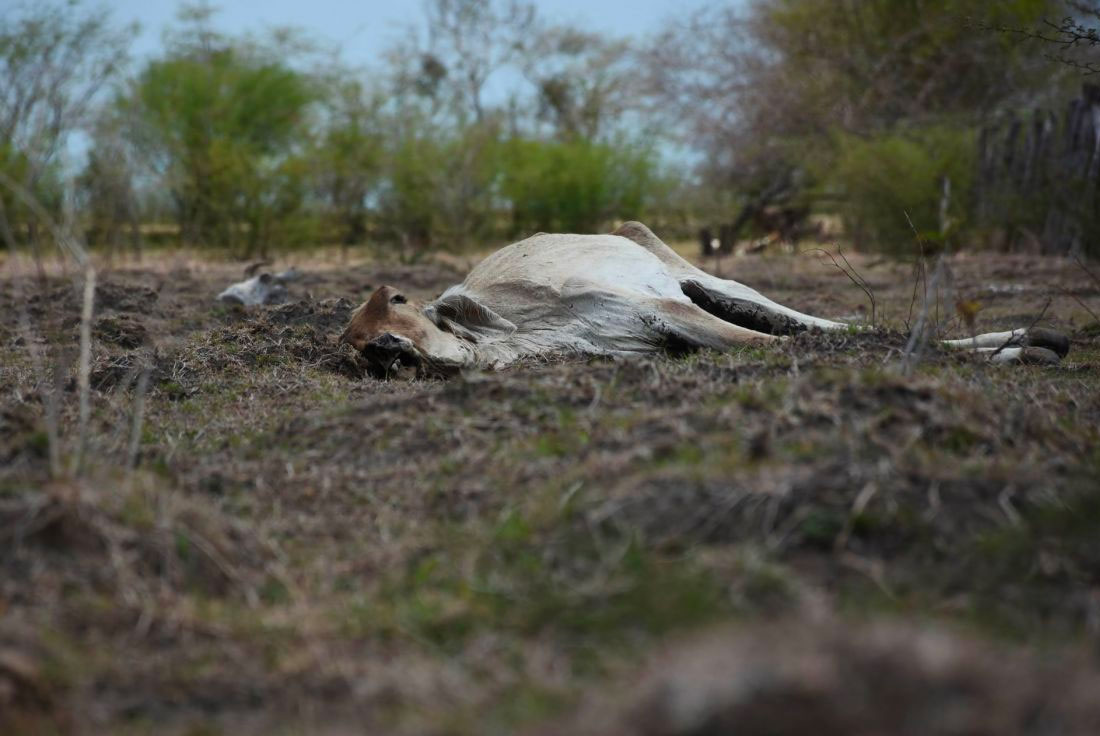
[217,272,289,306]
[340,285,515,378]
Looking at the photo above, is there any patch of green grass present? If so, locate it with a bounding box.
[727,548,799,613]
[799,509,846,549]
[732,379,789,411]
[160,380,189,400]
[343,509,732,661]
[25,430,50,457]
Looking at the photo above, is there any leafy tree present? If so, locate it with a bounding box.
[77,111,141,258]
[313,79,385,247]
[420,0,536,123]
[121,8,315,254]
[376,115,447,256]
[644,0,1065,251]
[826,126,976,253]
[500,137,655,233]
[521,27,639,142]
[0,0,132,254]
[433,120,503,248]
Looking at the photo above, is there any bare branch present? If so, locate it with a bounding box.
[1073,255,1100,291]
[804,247,877,327]
[128,369,151,471]
[977,13,1100,74]
[73,265,96,476]
[989,299,1053,361]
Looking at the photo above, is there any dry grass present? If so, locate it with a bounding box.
[1,246,1099,734]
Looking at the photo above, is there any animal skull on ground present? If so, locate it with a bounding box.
[340,222,1070,377]
[217,270,295,306]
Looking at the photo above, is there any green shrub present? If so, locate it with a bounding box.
[824,125,976,254]
[500,138,655,234]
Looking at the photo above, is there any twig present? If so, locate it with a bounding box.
[74,265,97,475]
[1062,290,1100,325]
[127,368,151,470]
[805,247,877,326]
[976,16,1100,74]
[1074,255,1100,291]
[837,249,878,325]
[990,298,1053,361]
[904,210,928,331]
[3,214,62,477]
[179,525,260,608]
[834,482,878,552]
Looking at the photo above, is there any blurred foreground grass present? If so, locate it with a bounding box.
[2,249,1099,734]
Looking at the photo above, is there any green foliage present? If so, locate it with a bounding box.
[12,0,1076,257]
[756,0,1062,132]
[124,34,316,253]
[500,137,655,233]
[313,80,385,245]
[766,0,1063,255]
[355,518,729,657]
[0,145,39,231]
[0,142,65,248]
[653,0,1071,253]
[433,122,503,248]
[825,126,976,252]
[0,0,130,246]
[377,120,447,253]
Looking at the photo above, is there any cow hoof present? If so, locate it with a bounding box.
[1021,327,1070,358]
[990,346,1062,366]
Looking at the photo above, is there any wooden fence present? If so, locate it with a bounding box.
[976,84,1100,256]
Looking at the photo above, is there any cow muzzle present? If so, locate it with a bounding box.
[361,332,421,378]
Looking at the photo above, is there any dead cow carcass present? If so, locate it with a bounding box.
[340,222,1070,376]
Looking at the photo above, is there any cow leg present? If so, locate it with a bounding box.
[942,327,1070,365]
[613,223,1069,365]
[612,221,845,335]
[652,299,779,351]
[680,276,846,335]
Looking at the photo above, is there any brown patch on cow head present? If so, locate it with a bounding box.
[340,286,470,378]
[339,286,419,352]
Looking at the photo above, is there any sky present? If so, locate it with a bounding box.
[103,0,708,69]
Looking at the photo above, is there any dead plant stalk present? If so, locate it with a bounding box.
[127,368,151,471]
[74,265,96,475]
[806,247,878,326]
[902,255,947,375]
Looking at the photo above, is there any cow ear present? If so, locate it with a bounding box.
[426,293,515,343]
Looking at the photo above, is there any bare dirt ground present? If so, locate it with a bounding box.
[2,246,1100,735]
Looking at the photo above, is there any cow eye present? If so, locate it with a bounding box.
[390,294,407,304]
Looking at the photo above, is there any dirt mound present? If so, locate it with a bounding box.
[96,281,160,313]
[545,621,1100,736]
[172,298,367,383]
[0,618,64,733]
[88,296,366,394]
[0,475,275,730]
[0,403,46,467]
[263,297,355,332]
[0,478,269,606]
[578,365,1095,611]
[20,280,159,318]
[94,314,148,348]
